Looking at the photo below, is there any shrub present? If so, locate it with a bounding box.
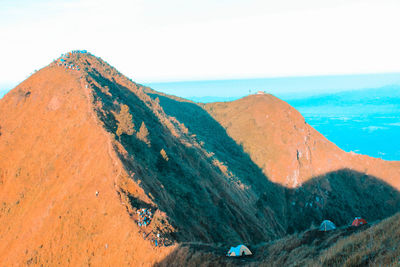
[137,122,150,146]
[160,149,169,161]
[115,104,135,136]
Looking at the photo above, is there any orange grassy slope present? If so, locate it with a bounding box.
[0,58,172,266]
[203,94,400,189]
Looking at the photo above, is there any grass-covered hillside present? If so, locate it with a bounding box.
[156,212,400,266]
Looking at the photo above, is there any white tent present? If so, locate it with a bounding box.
[226,244,252,257]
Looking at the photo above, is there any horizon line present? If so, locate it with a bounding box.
[1,70,400,91]
[142,71,400,84]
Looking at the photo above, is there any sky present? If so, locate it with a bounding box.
[1,0,400,89]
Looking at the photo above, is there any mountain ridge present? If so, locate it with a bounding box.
[148,89,400,188]
[0,52,399,265]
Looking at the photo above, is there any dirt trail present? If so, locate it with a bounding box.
[80,74,122,191]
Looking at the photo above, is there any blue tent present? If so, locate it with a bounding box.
[319,220,336,231]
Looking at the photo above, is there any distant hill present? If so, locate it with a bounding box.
[197,93,400,187]
[288,86,400,108]
[186,87,400,160]
[189,96,240,103]
[0,52,399,265]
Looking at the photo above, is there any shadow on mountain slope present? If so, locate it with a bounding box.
[81,55,400,247]
[85,65,287,244]
[155,170,400,266]
[147,93,281,195]
[145,93,400,231]
[285,168,400,233]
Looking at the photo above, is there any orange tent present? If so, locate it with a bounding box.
[351,217,367,227]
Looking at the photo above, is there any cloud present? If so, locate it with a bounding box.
[386,122,400,127]
[361,126,388,132]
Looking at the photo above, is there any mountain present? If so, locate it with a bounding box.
[288,86,400,108]
[147,89,400,231]
[0,52,399,265]
[146,90,400,188]
[0,54,168,266]
[176,86,400,161]
[0,52,285,265]
[202,93,400,188]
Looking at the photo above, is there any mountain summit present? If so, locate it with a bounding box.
[0,52,399,265]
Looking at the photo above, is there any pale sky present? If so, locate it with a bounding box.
[1,0,400,85]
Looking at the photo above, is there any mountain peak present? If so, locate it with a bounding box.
[46,50,122,80]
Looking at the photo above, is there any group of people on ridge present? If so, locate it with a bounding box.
[54,50,88,71]
[137,208,152,227]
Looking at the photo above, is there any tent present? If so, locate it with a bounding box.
[226,245,252,257]
[351,217,367,227]
[319,220,336,231]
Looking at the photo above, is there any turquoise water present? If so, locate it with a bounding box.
[287,87,400,161]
